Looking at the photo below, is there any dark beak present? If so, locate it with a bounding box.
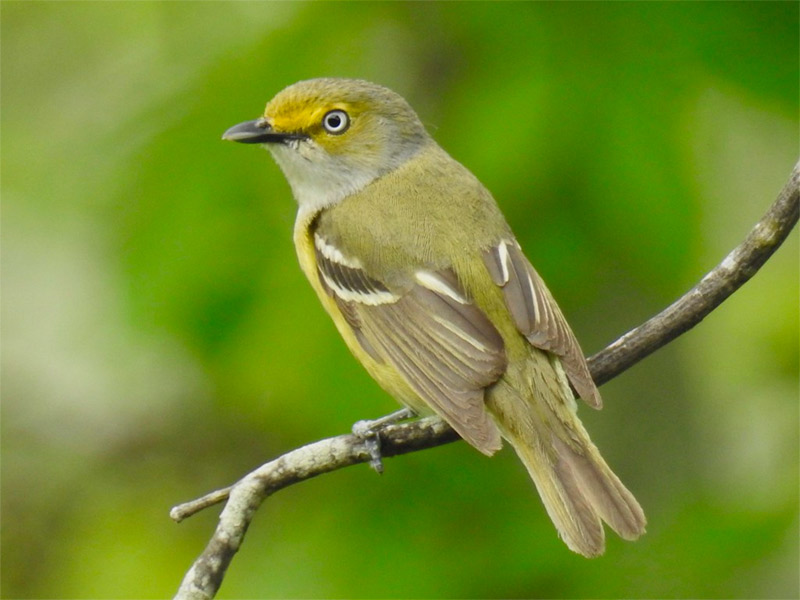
[222,118,305,144]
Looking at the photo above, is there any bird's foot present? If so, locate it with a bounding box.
[352,408,416,474]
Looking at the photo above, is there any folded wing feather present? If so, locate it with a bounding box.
[483,239,602,409]
[314,232,506,455]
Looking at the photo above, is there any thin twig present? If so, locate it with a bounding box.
[589,160,799,385]
[173,161,799,600]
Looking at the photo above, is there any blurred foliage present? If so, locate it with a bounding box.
[2,2,798,598]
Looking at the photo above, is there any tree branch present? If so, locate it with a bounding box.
[172,161,799,600]
[589,161,799,385]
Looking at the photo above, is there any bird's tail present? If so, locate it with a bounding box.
[488,366,646,557]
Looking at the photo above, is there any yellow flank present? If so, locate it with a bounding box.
[293,208,433,415]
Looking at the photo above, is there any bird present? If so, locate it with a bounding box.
[223,78,646,557]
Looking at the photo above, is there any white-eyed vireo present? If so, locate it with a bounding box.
[223,78,645,557]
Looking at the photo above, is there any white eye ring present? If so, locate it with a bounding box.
[322,110,350,134]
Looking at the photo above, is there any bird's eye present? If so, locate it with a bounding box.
[322,110,350,135]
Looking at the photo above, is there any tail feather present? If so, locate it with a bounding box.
[514,437,606,556]
[488,370,646,557]
[552,436,646,541]
[507,431,646,557]
[553,436,647,540]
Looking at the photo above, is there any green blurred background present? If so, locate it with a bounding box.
[2,2,798,598]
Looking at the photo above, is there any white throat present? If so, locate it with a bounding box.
[267,142,378,214]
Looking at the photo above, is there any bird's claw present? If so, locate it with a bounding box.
[351,408,416,474]
[353,422,384,473]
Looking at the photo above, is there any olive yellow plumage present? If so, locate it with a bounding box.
[223,78,646,556]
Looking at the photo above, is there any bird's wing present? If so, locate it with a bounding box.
[313,232,506,455]
[482,239,602,409]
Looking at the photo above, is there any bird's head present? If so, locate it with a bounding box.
[224,78,431,209]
